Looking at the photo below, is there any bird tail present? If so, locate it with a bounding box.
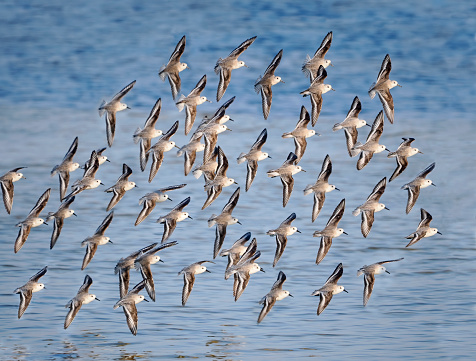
[236,153,247,164]
[332,123,343,131]
[133,127,142,144]
[175,95,186,112]
[207,215,217,227]
[158,65,167,81]
[98,100,107,116]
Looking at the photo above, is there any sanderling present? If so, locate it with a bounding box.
[113,280,149,336]
[282,106,317,162]
[333,96,370,157]
[135,183,186,226]
[159,35,188,100]
[352,111,389,170]
[267,152,306,207]
[300,65,334,126]
[46,195,77,250]
[302,31,333,79]
[303,154,339,222]
[81,211,114,270]
[313,198,347,264]
[208,187,241,259]
[311,263,347,315]
[51,137,79,200]
[13,266,47,319]
[401,162,436,214]
[147,120,180,183]
[267,213,300,267]
[115,243,158,299]
[215,36,256,101]
[177,133,205,176]
[357,257,403,306]
[179,261,213,306]
[388,137,423,182]
[134,241,178,301]
[368,54,401,124]
[133,98,163,171]
[14,188,51,253]
[219,231,252,270]
[225,238,264,301]
[157,196,192,243]
[192,146,219,180]
[105,163,137,211]
[64,274,100,329]
[81,147,109,170]
[405,208,442,247]
[255,49,284,120]
[258,270,292,324]
[353,177,389,238]
[0,166,26,214]
[202,146,236,210]
[237,128,270,191]
[176,74,211,135]
[98,80,136,147]
[66,150,103,199]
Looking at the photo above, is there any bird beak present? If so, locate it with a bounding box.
[397,84,402,87]
[431,183,437,187]
[260,268,265,273]
[385,270,390,274]
[126,106,131,109]
[188,215,193,220]
[159,259,164,263]
[301,169,306,172]
[384,207,390,210]
[186,65,190,70]
[233,181,238,184]
[343,231,348,235]
[288,294,294,297]
[229,118,235,122]
[385,148,391,152]
[343,289,349,293]
[206,99,212,103]
[106,159,111,162]
[335,187,340,191]
[267,155,272,159]
[330,63,334,67]
[100,182,105,186]
[226,128,232,131]
[365,123,371,127]
[244,64,249,68]
[108,240,113,244]
[437,231,443,235]
[134,184,138,188]
[237,221,242,225]
[22,176,27,179]
[331,88,336,91]
[418,151,424,154]
[280,79,285,83]
[95,297,100,301]
[205,269,211,273]
[167,197,173,201]
[174,145,180,149]
[43,222,48,226]
[73,213,78,217]
[296,229,301,233]
[143,298,149,302]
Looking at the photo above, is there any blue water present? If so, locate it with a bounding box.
[0,0,475,359]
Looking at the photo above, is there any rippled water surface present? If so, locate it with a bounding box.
[0,0,475,360]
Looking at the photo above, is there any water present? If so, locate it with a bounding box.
[0,0,475,359]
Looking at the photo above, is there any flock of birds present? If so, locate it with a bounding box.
[3,32,440,335]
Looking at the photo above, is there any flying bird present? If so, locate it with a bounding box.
[311,263,347,315]
[13,266,47,319]
[215,36,256,101]
[14,188,51,253]
[98,80,136,147]
[159,35,189,100]
[368,54,401,124]
[255,49,284,119]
